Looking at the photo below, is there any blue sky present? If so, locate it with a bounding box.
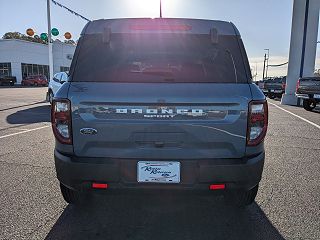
[0,0,319,79]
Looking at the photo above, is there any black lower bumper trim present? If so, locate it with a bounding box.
[55,150,264,192]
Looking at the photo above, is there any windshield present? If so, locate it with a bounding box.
[71,33,248,83]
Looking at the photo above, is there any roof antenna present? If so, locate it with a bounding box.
[160,0,162,18]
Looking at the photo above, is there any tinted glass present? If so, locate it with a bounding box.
[71,33,248,83]
[54,73,61,82]
[61,73,68,82]
[39,75,47,80]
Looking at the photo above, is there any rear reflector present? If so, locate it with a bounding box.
[209,184,226,190]
[92,183,108,189]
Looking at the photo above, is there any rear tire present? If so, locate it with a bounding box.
[60,183,81,204]
[303,99,316,111]
[224,185,259,207]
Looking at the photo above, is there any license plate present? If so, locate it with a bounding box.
[314,94,320,99]
[137,161,180,183]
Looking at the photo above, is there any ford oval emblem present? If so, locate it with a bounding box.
[80,128,98,135]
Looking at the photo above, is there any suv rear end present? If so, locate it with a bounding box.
[52,18,268,207]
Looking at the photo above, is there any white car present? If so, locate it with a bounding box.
[46,72,68,103]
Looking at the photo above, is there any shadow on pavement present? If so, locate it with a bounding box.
[0,85,47,89]
[0,101,47,112]
[45,194,285,240]
[6,105,50,124]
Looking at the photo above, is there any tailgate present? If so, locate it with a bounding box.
[70,82,251,159]
[298,79,320,94]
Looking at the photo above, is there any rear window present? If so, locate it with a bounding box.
[71,33,248,83]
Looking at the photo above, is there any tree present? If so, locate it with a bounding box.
[2,32,48,44]
[64,39,76,45]
[2,32,77,45]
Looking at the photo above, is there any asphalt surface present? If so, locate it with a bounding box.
[0,87,319,240]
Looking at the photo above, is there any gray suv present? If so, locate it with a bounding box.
[51,18,268,207]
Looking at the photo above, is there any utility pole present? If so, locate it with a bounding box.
[255,62,258,81]
[47,0,54,80]
[160,0,162,18]
[262,53,267,80]
[264,48,270,78]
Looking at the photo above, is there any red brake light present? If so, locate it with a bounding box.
[296,79,300,93]
[247,101,268,146]
[130,24,192,31]
[51,99,72,144]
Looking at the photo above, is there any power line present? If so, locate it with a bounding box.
[51,0,91,22]
[268,62,289,67]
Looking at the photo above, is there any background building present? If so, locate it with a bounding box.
[0,39,75,83]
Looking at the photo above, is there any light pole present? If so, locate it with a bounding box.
[255,62,258,81]
[47,0,54,81]
[264,48,270,78]
[262,53,267,80]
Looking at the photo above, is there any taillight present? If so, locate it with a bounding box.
[282,82,286,90]
[296,79,300,93]
[51,99,72,144]
[247,101,268,146]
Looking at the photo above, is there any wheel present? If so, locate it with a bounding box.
[60,183,81,204]
[303,99,316,111]
[34,83,38,87]
[10,82,14,86]
[48,91,54,104]
[224,185,259,207]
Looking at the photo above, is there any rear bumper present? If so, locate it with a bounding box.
[296,93,320,100]
[55,150,265,192]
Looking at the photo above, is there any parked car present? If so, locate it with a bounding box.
[263,77,286,99]
[257,80,265,92]
[46,72,68,103]
[52,18,268,207]
[296,76,320,111]
[0,74,16,86]
[21,75,48,86]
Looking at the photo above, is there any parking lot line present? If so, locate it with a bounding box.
[0,125,50,139]
[269,102,320,130]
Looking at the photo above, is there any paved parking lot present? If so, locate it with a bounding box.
[0,87,319,240]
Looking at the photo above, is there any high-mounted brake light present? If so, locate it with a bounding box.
[51,99,72,144]
[247,101,268,146]
[130,24,192,31]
